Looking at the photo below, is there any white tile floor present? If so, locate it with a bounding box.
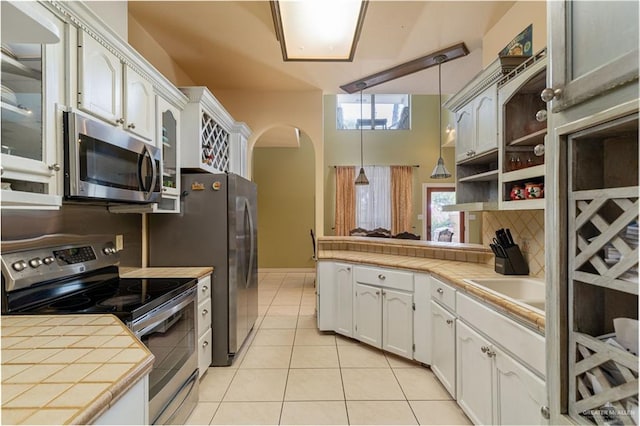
[186,271,472,425]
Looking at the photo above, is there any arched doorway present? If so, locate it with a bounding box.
[252,125,316,269]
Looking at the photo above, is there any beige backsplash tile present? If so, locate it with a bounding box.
[482,210,545,278]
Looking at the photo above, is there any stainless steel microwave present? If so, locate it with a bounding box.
[63,110,161,203]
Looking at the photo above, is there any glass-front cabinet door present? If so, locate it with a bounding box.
[546,1,639,112]
[149,95,181,213]
[0,2,65,208]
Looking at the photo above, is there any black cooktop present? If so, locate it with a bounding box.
[5,267,197,323]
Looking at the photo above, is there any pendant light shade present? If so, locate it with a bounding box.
[355,167,369,185]
[355,88,369,185]
[430,55,452,179]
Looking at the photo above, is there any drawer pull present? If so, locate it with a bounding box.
[202,309,208,316]
[446,319,453,325]
[436,288,444,294]
[378,274,386,280]
[202,340,209,348]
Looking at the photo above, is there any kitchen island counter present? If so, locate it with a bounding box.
[1,314,153,425]
[318,236,545,332]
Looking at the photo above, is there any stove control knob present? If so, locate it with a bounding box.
[28,258,43,268]
[12,260,27,272]
[42,256,55,265]
[103,247,116,255]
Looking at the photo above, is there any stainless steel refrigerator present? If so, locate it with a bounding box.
[148,173,258,366]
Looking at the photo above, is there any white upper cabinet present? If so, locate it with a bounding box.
[474,86,498,155]
[78,30,155,142]
[124,66,155,141]
[454,103,474,163]
[78,32,122,124]
[1,2,66,209]
[546,1,639,112]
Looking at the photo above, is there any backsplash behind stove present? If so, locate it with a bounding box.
[482,210,545,278]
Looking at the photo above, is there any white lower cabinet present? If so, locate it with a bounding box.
[354,265,414,359]
[382,288,414,358]
[456,320,548,425]
[335,263,354,337]
[197,275,212,378]
[354,282,382,348]
[94,375,148,425]
[493,345,548,425]
[456,321,494,425]
[430,300,456,398]
[317,261,353,334]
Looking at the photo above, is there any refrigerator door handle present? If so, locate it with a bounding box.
[244,197,255,289]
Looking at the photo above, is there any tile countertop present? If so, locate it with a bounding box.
[318,244,545,333]
[1,315,154,425]
[119,266,213,279]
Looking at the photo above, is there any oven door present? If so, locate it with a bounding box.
[131,287,198,425]
[64,110,161,203]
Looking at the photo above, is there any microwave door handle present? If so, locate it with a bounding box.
[138,146,158,199]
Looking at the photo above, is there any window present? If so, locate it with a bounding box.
[355,166,391,230]
[337,94,410,130]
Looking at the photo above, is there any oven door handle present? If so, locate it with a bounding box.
[132,287,196,337]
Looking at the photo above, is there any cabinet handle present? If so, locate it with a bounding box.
[202,309,208,316]
[347,267,351,271]
[127,123,136,129]
[381,290,386,296]
[481,346,496,357]
[202,340,209,348]
[116,118,125,124]
[540,406,550,420]
[378,274,386,280]
[541,87,562,102]
[375,290,380,295]
[202,286,208,292]
[436,288,444,294]
[446,319,453,325]
[48,163,61,172]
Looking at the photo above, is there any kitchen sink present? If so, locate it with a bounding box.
[463,277,546,315]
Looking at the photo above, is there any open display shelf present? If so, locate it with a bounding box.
[498,52,547,210]
[567,113,639,425]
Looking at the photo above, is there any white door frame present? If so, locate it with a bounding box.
[421,183,467,242]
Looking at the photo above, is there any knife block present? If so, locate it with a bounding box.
[495,245,530,275]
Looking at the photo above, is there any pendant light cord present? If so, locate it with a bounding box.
[360,89,364,169]
[438,60,443,159]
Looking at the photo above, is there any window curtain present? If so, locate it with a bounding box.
[356,166,391,230]
[335,166,356,236]
[391,166,413,235]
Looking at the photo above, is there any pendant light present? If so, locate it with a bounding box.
[355,87,369,185]
[430,55,452,179]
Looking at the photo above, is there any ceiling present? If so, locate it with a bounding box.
[128,1,515,95]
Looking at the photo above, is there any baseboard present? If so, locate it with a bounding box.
[258,267,316,273]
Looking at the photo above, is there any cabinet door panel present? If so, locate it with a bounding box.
[456,321,493,425]
[316,262,335,331]
[548,1,639,111]
[125,66,154,141]
[335,263,353,337]
[78,31,122,123]
[455,105,474,163]
[494,346,548,425]
[430,301,456,398]
[354,283,382,348]
[157,96,180,197]
[474,86,497,155]
[382,289,413,359]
